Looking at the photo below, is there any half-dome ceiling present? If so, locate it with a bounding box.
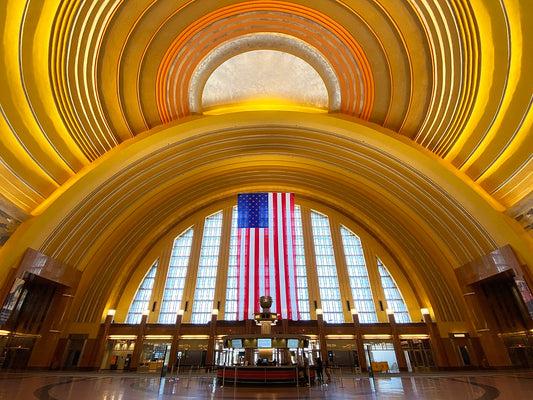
[201,48,330,112]
[0,0,531,255]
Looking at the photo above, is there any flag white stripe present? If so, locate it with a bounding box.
[268,193,277,314]
[258,228,265,299]
[248,229,255,319]
[238,232,247,320]
[277,194,287,318]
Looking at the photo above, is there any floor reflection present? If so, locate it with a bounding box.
[0,370,531,399]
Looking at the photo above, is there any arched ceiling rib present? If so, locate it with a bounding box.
[1,113,516,324]
[0,1,531,280]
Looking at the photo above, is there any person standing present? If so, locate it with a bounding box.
[302,353,310,385]
[315,357,323,384]
[324,359,332,383]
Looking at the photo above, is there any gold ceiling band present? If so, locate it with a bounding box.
[155,1,374,121]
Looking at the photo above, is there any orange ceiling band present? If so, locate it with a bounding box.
[153,1,375,122]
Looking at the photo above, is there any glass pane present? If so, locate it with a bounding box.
[191,211,223,323]
[126,260,158,324]
[311,211,344,323]
[294,205,310,320]
[225,207,239,320]
[340,226,378,323]
[378,258,411,323]
[158,228,194,324]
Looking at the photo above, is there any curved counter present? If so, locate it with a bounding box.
[216,365,315,385]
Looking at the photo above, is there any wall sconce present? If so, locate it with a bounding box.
[421,308,430,315]
[212,309,219,316]
[177,309,184,315]
[107,309,116,316]
[316,308,323,315]
[142,309,150,316]
[386,308,394,315]
[351,309,359,315]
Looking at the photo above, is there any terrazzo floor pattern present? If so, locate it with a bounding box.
[1,370,532,399]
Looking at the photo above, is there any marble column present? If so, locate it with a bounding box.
[316,309,328,362]
[351,310,367,372]
[205,310,218,370]
[388,311,408,371]
[91,311,114,370]
[166,310,183,373]
[128,313,148,371]
[421,309,448,368]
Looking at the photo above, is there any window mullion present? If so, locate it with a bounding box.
[362,244,388,322]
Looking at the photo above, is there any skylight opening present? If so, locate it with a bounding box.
[201,49,329,114]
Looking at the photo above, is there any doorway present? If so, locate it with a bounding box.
[364,341,398,373]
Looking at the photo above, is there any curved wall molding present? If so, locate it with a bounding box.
[2,112,529,325]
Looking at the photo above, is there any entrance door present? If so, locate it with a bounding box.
[402,339,436,372]
[63,335,87,369]
[139,342,171,373]
[364,341,398,373]
[459,346,471,366]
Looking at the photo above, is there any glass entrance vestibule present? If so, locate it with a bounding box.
[324,337,436,373]
[101,338,136,371]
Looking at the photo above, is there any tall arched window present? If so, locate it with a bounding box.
[311,210,344,323]
[378,258,410,323]
[294,205,310,320]
[191,211,223,323]
[225,207,239,320]
[126,260,158,324]
[341,226,377,323]
[158,227,194,323]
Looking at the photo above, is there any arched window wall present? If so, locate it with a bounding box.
[123,199,417,324]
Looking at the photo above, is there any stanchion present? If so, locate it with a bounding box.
[338,366,344,388]
[186,366,192,389]
[177,357,181,375]
[366,346,374,378]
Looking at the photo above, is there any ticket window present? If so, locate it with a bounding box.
[101,340,135,370]
[139,341,171,373]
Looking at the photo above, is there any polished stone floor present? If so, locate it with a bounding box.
[0,370,532,399]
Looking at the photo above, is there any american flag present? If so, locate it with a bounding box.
[237,193,299,320]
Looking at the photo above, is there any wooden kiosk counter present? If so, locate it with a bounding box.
[216,297,315,385]
[216,334,315,384]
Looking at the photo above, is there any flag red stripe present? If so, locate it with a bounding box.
[254,229,260,314]
[289,194,298,319]
[264,228,270,297]
[236,226,242,319]
[273,193,282,316]
[282,194,291,317]
[243,230,250,318]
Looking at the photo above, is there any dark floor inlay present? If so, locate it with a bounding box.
[448,378,500,400]
[34,378,93,400]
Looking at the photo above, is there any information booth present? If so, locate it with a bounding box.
[216,334,315,384]
[216,296,315,385]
